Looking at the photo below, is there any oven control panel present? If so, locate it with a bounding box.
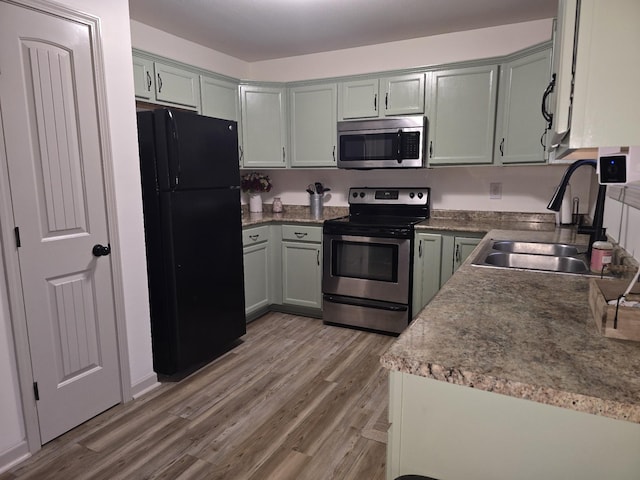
[348,187,429,206]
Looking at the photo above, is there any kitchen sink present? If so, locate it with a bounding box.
[491,240,581,257]
[471,239,590,275]
[482,252,589,274]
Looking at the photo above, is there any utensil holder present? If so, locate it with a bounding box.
[310,194,323,219]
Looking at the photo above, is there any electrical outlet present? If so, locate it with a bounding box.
[489,182,502,199]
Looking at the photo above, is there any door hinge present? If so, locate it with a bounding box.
[14,226,21,248]
[33,382,39,401]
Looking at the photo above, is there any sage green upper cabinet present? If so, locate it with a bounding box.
[289,83,338,167]
[133,55,154,101]
[550,0,640,159]
[132,53,200,111]
[339,79,379,119]
[339,73,425,120]
[200,75,239,121]
[382,74,426,117]
[154,61,200,110]
[240,85,287,168]
[426,65,498,166]
[495,47,552,165]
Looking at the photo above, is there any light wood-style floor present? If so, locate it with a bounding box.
[1,312,395,480]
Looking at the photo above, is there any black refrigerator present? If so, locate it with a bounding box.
[136,108,246,376]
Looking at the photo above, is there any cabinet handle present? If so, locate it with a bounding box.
[499,138,505,156]
[541,73,556,130]
[239,145,244,163]
[282,147,286,162]
[157,73,163,93]
[294,232,308,239]
[332,145,336,162]
[455,244,461,264]
[249,234,259,241]
[385,92,388,110]
[317,250,320,266]
[374,93,377,111]
[146,71,152,91]
[419,239,423,258]
[429,140,433,158]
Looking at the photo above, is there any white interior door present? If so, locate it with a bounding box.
[0,1,121,443]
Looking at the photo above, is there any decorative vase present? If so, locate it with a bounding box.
[249,192,263,213]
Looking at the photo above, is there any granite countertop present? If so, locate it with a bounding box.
[381,229,640,424]
[241,205,348,227]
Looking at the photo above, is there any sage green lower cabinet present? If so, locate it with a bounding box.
[281,225,322,310]
[387,371,640,480]
[440,234,482,286]
[412,233,442,315]
[242,225,272,319]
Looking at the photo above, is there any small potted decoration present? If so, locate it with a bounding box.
[241,172,272,213]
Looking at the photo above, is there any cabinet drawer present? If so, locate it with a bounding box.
[243,225,270,245]
[281,225,322,243]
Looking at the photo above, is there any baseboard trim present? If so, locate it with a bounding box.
[0,440,30,475]
[130,373,160,400]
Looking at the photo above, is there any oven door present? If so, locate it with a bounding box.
[322,233,411,304]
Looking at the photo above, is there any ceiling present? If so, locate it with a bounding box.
[128,0,558,62]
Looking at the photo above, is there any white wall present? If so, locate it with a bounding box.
[604,196,640,259]
[250,19,553,81]
[130,19,552,82]
[1,0,155,472]
[251,165,593,214]
[130,20,250,79]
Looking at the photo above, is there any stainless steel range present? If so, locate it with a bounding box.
[322,187,430,335]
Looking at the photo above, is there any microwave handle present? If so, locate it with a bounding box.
[396,129,403,163]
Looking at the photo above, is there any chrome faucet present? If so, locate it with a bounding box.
[547,159,607,257]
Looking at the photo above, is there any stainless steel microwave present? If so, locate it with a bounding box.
[337,115,426,169]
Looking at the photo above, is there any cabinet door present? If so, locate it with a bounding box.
[339,79,379,119]
[495,48,552,165]
[154,62,200,110]
[427,65,498,166]
[133,55,154,101]
[551,0,578,142]
[243,242,270,317]
[240,85,287,168]
[281,241,321,309]
[412,233,442,315]
[289,83,337,167]
[454,236,481,271]
[200,75,239,121]
[382,73,425,116]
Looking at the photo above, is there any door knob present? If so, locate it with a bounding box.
[92,243,111,257]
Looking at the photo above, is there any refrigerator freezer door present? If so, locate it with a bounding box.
[154,109,240,191]
[151,188,246,374]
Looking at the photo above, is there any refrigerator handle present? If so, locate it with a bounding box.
[167,109,181,187]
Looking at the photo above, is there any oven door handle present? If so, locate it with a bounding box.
[323,294,408,312]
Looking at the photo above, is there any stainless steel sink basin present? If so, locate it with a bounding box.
[471,239,591,275]
[483,252,589,274]
[491,240,580,257]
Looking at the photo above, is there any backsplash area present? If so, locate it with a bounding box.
[246,164,594,214]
